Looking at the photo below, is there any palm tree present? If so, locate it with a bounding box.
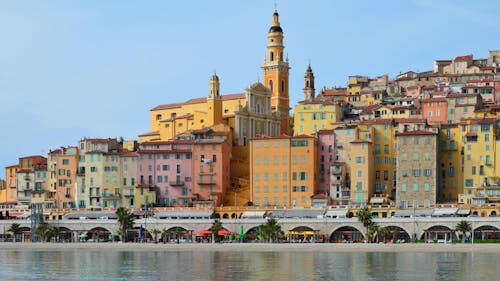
[455,220,472,243]
[175,227,184,244]
[211,218,223,243]
[116,207,134,242]
[357,207,373,242]
[366,221,379,243]
[378,226,390,243]
[161,228,169,243]
[8,223,22,242]
[262,218,283,243]
[35,224,50,242]
[151,229,161,243]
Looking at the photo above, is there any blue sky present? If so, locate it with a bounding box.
[1,0,500,178]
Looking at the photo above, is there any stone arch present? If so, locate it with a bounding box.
[473,225,500,241]
[214,213,221,219]
[287,226,322,243]
[421,225,456,241]
[86,227,113,242]
[231,213,237,219]
[489,211,497,217]
[329,226,364,243]
[57,226,73,241]
[222,213,229,219]
[162,226,190,243]
[379,225,411,243]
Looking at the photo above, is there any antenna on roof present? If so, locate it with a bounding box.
[274,0,277,10]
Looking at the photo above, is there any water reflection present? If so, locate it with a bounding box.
[0,249,499,281]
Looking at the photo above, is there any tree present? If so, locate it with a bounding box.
[116,207,134,242]
[261,218,283,243]
[211,218,223,243]
[175,227,184,244]
[366,221,379,243]
[151,229,161,243]
[35,224,50,242]
[455,220,472,243]
[161,228,169,243]
[357,207,373,242]
[8,223,22,242]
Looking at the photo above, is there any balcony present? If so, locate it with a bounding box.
[198,181,215,185]
[169,181,185,186]
[89,194,101,198]
[102,193,121,200]
[330,167,342,174]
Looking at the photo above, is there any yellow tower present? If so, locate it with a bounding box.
[207,73,223,126]
[263,10,290,135]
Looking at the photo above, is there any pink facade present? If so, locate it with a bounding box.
[191,139,230,206]
[317,130,336,194]
[137,141,193,207]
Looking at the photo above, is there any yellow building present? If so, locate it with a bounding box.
[293,99,342,135]
[438,124,463,202]
[250,135,318,207]
[358,119,396,200]
[459,118,499,204]
[349,139,374,205]
[143,10,291,142]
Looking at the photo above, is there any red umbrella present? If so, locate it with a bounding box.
[196,229,212,237]
[218,229,232,236]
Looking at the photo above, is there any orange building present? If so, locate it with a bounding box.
[422,96,448,124]
[48,147,79,209]
[2,165,19,207]
[250,135,318,207]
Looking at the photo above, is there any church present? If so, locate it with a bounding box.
[140,10,291,144]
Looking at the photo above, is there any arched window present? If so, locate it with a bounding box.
[270,52,274,61]
[280,52,283,61]
[269,80,273,92]
[306,80,310,88]
[281,80,285,92]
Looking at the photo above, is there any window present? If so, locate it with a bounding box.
[424,169,432,176]
[401,183,407,192]
[424,183,430,192]
[412,169,420,177]
[465,179,473,187]
[355,156,365,164]
[413,183,418,192]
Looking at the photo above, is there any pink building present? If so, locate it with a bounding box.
[191,139,230,207]
[137,140,193,207]
[317,130,336,195]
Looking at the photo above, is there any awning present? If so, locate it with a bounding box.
[17,212,31,219]
[241,211,266,219]
[269,209,325,219]
[432,208,458,217]
[394,209,433,217]
[324,209,348,218]
[370,197,386,204]
[457,208,471,215]
[153,210,213,219]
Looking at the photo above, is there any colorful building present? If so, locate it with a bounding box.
[396,130,439,209]
[1,165,18,207]
[250,135,318,207]
[48,147,79,209]
[137,140,194,207]
[349,139,374,205]
[317,130,336,195]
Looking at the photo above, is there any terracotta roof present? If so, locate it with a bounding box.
[447,93,479,98]
[316,129,336,134]
[311,193,328,199]
[151,103,183,111]
[138,131,160,137]
[394,118,426,123]
[221,93,245,100]
[465,132,478,137]
[151,93,245,111]
[161,113,194,122]
[250,134,314,141]
[454,54,473,62]
[396,130,437,136]
[120,151,137,157]
[422,97,447,102]
[360,104,381,115]
[322,89,348,96]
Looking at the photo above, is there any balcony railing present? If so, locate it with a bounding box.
[198,181,215,185]
[169,181,184,186]
[102,193,121,200]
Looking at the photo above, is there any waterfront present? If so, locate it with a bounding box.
[1,243,500,280]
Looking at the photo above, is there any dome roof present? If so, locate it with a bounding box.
[269,25,283,33]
